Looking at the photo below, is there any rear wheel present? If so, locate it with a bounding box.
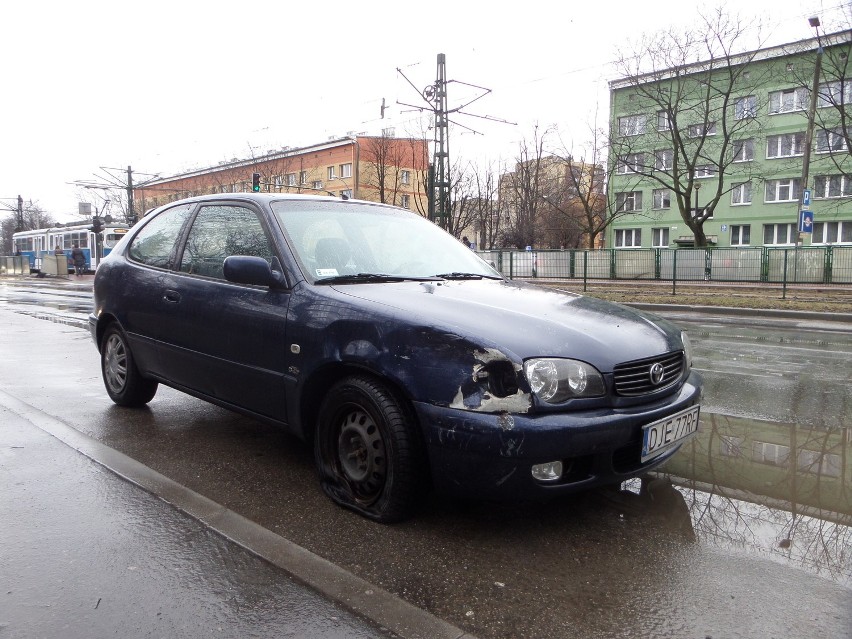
[101,325,158,407]
[314,375,426,523]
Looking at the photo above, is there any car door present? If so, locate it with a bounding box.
[158,202,293,422]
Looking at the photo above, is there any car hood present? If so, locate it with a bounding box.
[330,279,682,372]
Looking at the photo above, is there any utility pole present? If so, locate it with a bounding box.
[126,166,135,224]
[17,195,24,232]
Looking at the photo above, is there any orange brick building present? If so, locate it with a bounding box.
[135,136,430,216]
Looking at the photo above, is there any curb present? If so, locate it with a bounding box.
[0,389,474,639]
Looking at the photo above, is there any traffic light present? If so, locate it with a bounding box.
[91,216,104,234]
[252,172,261,192]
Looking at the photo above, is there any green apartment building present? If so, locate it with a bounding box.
[608,29,852,251]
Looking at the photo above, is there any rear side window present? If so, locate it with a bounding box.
[179,205,276,279]
[127,204,193,268]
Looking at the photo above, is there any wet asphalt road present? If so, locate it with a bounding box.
[1,277,851,638]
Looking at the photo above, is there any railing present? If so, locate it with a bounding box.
[477,246,852,288]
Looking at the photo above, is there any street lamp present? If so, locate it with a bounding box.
[799,17,823,244]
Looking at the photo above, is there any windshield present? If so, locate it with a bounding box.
[271,199,501,283]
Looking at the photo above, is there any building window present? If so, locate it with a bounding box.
[814,175,852,198]
[687,121,716,137]
[763,223,796,245]
[341,189,353,200]
[731,181,752,205]
[720,436,745,457]
[656,110,671,131]
[300,171,309,184]
[812,221,852,244]
[652,188,671,209]
[695,165,715,178]
[730,224,751,246]
[617,153,645,174]
[400,194,410,209]
[615,228,642,247]
[618,114,646,136]
[286,173,297,186]
[273,175,283,189]
[340,163,353,179]
[797,450,842,477]
[400,170,410,185]
[818,80,852,108]
[312,180,323,190]
[765,178,801,202]
[752,441,790,467]
[766,133,805,158]
[815,128,848,153]
[769,87,809,114]
[615,191,642,212]
[732,138,754,162]
[735,95,757,119]
[655,149,673,171]
[652,227,669,247]
[327,166,337,180]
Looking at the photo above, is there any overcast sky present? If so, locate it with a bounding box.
[2,0,848,222]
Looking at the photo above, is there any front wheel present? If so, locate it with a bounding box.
[314,375,427,523]
[101,325,158,407]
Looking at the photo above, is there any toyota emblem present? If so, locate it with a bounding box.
[649,362,665,385]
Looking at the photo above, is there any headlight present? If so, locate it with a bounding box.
[523,358,605,404]
[681,331,693,371]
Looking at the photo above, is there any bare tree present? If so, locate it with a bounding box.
[1,202,55,253]
[468,161,503,249]
[499,126,551,248]
[612,9,769,247]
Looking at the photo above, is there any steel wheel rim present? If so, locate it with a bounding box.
[104,333,128,395]
[335,406,386,503]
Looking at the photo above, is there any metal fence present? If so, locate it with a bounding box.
[477,246,852,286]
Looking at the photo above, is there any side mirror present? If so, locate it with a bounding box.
[223,256,286,288]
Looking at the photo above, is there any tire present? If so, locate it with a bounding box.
[314,375,427,523]
[101,325,158,407]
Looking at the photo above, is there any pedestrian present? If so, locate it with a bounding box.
[70,243,86,278]
[54,244,64,255]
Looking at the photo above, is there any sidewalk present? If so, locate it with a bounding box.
[0,387,469,639]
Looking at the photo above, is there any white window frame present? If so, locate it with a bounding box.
[285,173,297,187]
[340,163,352,179]
[687,121,717,138]
[730,224,751,246]
[312,180,323,190]
[400,194,410,209]
[400,170,410,185]
[764,178,801,203]
[813,175,852,199]
[818,79,852,108]
[618,114,646,137]
[615,191,642,212]
[654,149,673,171]
[812,221,852,245]
[763,223,796,246]
[300,171,309,184]
[695,165,715,178]
[731,181,752,205]
[652,188,670,209]
[815,128,848,154]
[768,87,809,114]
[732,138,754,162]
[327,166,337,180]
[656,110,671,131]
[616,153,645,174]
[766,133,805,158]
[735,95,757,120]
[651,227,669,247]
[615,228,642,247]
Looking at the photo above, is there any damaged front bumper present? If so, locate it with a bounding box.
[413,372,702,500]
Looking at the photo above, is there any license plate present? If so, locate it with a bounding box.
[641,405,700,462]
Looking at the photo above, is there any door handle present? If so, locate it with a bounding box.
[163,289,181,303]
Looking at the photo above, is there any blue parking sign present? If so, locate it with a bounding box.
[799,210,814,234]
[803,189,811,207]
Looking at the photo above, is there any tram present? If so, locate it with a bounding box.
[11,223,130,273]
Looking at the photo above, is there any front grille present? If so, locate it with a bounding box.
[613,351,684,397]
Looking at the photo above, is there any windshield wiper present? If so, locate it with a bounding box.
[317,273,441,285]
[434,272,504,280]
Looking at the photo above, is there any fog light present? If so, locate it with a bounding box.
[531,461,563,482]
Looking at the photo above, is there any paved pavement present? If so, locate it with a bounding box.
[0,389,469,639]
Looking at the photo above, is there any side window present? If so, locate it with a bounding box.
[179,205,275,279]
[127,204,193,268]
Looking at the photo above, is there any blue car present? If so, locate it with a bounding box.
[90,193,702,522]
